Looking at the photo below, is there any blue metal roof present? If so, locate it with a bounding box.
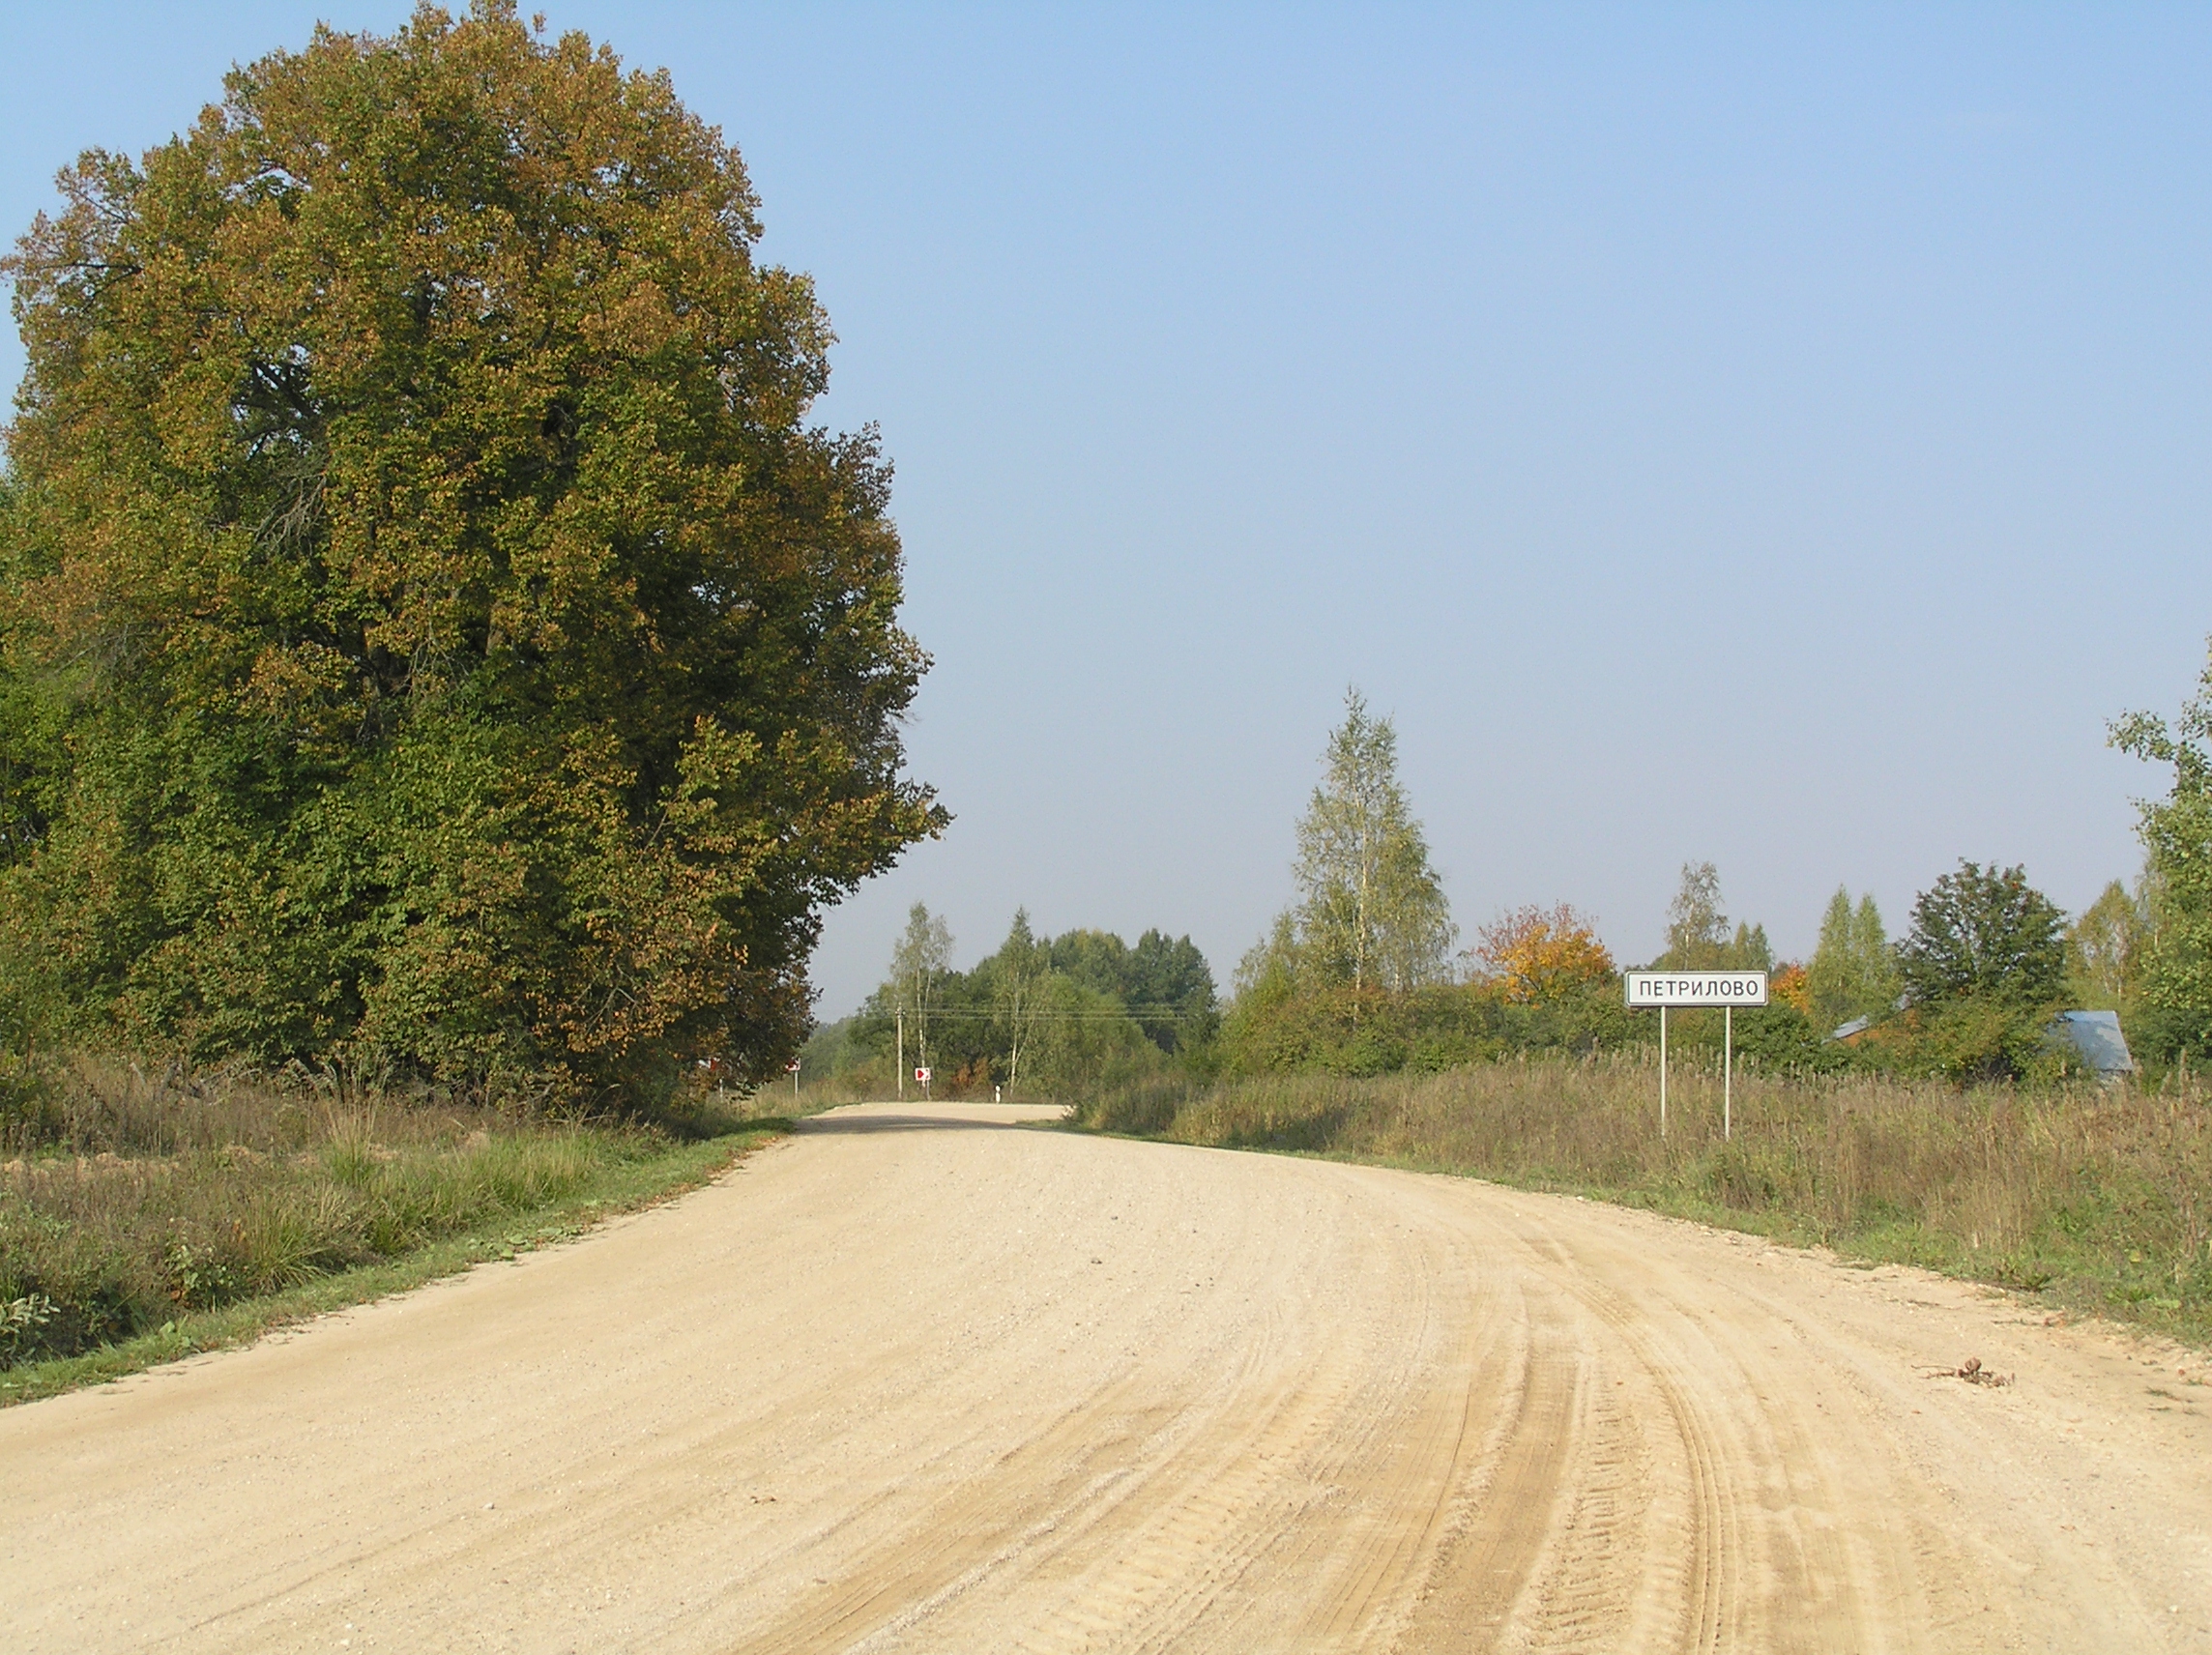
[2052,1009,2135,1076]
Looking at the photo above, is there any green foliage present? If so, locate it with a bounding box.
[1043,926,1217,1054]
[2111,664,2212,1060]
[1899,862,2065,1007]
[807,913,1218,1099]
[982,909,1049,1087]
[1657,861,1730,968]
[1728,922,1772,970]
[0,1055,758,1371]
[1045,928,1130,1000]
[1222,853,2066,1088]
[1217,975,1635,1079]
[2066,879,2145,1011]
[1806,887,1900,1033]
[1289,688,1455,992]
[1011,973,1164,1093]
[1850,862,2066,1085]
[1728,1000,1848,1074]
[0,4,941,1102]
[1234,912,1306,1002]
[0,1293,58,1368]
[1649,863,1770,973]
[886,902,956,1070]
[1214,689,1466,1077]
[1222,857,1822,1083]
[1903,997,2068,1088]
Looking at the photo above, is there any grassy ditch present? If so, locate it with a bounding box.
[1076,1055,2212,1344]
[0,1056,785,1404]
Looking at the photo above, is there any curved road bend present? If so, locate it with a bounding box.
[3,1101,2209,1652]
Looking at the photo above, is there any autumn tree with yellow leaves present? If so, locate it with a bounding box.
[1467,905,1615,1004]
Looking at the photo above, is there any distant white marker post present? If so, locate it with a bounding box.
[1623,972,1768,1141]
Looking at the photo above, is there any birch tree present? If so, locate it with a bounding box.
[2067,880,2145,1009]
[888,903,954,1071]
[1662,863,1731,968]
[986,909,1048,1089]
[1291,690,1455,993]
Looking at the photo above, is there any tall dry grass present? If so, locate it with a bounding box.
[0,1058,714,1369]
[1078,1052,2212,1340]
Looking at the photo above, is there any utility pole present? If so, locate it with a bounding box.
[896,1007,904,1100]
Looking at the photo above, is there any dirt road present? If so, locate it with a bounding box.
[5,1102,2211,1651]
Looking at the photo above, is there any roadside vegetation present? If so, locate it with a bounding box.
[0,1057,777,1399]
[1074,1059,2212,1344]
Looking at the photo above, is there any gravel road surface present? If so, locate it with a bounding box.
[5,1100,2211,1652]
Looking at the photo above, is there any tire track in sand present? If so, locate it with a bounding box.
[4,1105,2205,1654]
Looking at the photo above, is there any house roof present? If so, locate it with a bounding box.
[2053,1009,2135,1076]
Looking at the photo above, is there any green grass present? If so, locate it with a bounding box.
[0,1055,789,1403]
[1073,1056,2212,1345]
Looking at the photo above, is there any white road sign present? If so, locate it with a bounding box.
[915,1066,932,1084]
[1624,971,1768,1008]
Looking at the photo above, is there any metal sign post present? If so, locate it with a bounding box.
[1624,972,1767,1141]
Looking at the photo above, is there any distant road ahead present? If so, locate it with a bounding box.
[4,1101,2209,1651]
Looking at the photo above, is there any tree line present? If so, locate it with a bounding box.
[803,907,1217,1097]
[1214,677,2201,1086]
[845,673,2212,1099]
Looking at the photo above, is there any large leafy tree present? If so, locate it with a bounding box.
[0,4,943,1097]
[1122,929,1217,1053]
[1033,924,1213,1054]
[1885,861,2065,1083]
[1898,862,2065,1007]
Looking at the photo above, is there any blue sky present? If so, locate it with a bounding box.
[7,5,2210,1015]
